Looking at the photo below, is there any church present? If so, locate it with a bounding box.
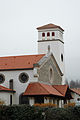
[0,23,72,107]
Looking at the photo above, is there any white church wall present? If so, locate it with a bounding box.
[0,69,35,104]
[0,92,13,105]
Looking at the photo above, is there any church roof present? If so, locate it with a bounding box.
[52,85,68,96]
[23,82,68,97]
[0,85,15,93]
[37,23,64,31]
[0,54,45,70]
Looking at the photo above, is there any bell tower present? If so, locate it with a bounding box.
[37,23,65,84]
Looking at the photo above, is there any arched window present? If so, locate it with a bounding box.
[61,54,63,62]
[50,68,53,81]
[47,32,50,36]
[9,79,13,89]
[52,32,55,36]
[42,33,45,37]
[19,93,29,104]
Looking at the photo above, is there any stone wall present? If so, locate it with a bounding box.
[37,56,62,85]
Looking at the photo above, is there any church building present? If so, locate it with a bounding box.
[0,23,72,107]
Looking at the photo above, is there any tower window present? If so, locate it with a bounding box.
[61,54,63,62]
[42,33,45,37]
[47,32,50,36]
[52,32,55,36]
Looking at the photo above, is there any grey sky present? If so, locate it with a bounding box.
[0,0,80,80]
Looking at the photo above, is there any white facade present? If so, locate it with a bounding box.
[0,23,67,106]
[37,28,65,84]
[0,69,35,104]
[0,92,14,105]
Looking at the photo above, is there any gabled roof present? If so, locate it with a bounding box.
[37,23,64,31]
[52,85,68,96]
[23,82,67,97]
[70,88,80,95]
[0,85,15,93]
[34,53,63,76]
[0,54,45,70]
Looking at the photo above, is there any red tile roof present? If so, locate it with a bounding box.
[23,82,66,97]
[0,85,15,92]
[70,88,80,95]
[0,54,45,70]
[52,85,68,96]
[37,23,64,31]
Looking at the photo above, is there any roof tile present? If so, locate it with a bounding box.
[0,54,45,70]
[0,85,15,92]
[37,23,64,31]
[23,82,64,97]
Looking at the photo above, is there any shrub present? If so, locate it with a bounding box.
[64,102,75,108]
[0,104,80,120]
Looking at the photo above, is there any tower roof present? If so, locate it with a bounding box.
[37,23,64,31]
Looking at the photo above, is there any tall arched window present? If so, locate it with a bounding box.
[50,68,53,81]
[49,68,54,84]
[42,33,45,37]
[47,32,50,36]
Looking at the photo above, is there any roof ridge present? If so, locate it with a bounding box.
[52,85,64,96]
[0,54,45,58]
[39,82,63,96]
[38,82,50,94]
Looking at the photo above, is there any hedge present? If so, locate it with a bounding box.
[0,105,80,120]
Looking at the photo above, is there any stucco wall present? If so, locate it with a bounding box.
[0,69,35,104]
[0,92,14,105]
[37,56,62,85]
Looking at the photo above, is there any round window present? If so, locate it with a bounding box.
[19,73,29,83]
[61,54,63,62]
[0,74,5,84]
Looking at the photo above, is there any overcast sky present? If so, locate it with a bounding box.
[0,0,80,81]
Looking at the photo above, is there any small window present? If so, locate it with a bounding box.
[10,95,12,105]
[0,74,5,84]
[42,33,45,37]
[47,32,50,36]
[9,79,13,89]
[52,32,55,36]
[61,54,63,62]
[19,72,29,83]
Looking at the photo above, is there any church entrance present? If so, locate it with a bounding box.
[19,93,29,104]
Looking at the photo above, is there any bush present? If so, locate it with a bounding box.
[64,102,75,108]
[0,105,80,120]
